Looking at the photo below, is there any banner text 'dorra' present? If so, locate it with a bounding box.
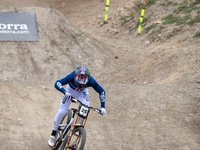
[0,12,39,41]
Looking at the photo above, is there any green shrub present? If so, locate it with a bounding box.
[162,14,178,24]
[194,32,200,37]
[174,0,200,13]
[130,13,135,19]
[162,14,191,25]
[134,1,142,10]
[150,26,165,35]
[173,5,188,13]
[145,0,156,8]
[144,24,157,33]
[147,0,156,5]
[160,1,173,6]
[188,16,200,25]
[176,14,191,25]
[119,16,127,25]
[190,0,200,6]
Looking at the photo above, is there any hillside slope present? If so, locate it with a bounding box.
[0,0,200,150]
[0,6,111,82]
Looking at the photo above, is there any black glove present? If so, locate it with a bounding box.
[71,98,78,103]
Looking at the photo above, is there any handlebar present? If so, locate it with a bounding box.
[70,96,102,115]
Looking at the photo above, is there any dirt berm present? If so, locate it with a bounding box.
[0,1,200,150]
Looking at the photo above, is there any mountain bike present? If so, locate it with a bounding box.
[52,96,102,150]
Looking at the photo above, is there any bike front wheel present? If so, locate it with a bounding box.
[52,109,72,150]
[60,127,86,150]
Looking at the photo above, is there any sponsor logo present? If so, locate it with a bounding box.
[100,92,105,102]
[0,23,29,34]
[57,82,63,89]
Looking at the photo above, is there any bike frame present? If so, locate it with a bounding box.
[65,109,86,148]
[58,97,101,149]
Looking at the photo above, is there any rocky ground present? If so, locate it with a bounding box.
[0,0,200,150]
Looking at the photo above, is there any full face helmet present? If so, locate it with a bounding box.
[74,66,90,89]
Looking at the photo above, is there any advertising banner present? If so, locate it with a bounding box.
[0,12,39,41]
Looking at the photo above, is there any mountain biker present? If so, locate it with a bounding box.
[48,66,106,147]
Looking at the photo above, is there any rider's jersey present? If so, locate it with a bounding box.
[55,71,105,108]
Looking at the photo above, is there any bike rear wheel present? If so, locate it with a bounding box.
[60,127,86,150]
[52,109,72,150]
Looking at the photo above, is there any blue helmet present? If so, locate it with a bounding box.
[74,66,90,89]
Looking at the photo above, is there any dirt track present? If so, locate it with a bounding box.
[0,0,200,150]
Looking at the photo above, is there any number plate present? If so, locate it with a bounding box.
[79,106,89,117]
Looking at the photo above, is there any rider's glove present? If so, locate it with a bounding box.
[64,92,71,99]
[100,108,106,115]
[71,98,78,103]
